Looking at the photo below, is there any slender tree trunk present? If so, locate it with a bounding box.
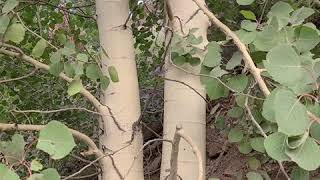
[96,0,144,180]
[160,0,209,180]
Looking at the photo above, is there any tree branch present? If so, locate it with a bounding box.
[0,45,103,111]
[0,123,102,157]
[190,0,269,96]
[0,68,37,84]
[190,0,320,124]
[12,107,101,115]
[0,123,126,179]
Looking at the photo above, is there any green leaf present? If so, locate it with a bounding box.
[100,76,110,90]
[49,62,64,76]
[226,74,248,92]
[228,128,243,143]
[285,137,320,171]
[241,20,257,31]
[27,174,43,180]
[246,172,263,180]
[267,1,293,29]
[226,51,242,70]
[30,160,43,172]
[294,26,320,53]
[36,121,76,159]
[86,64,102,81]
[253,18,283,51]
[73,63,84,76]
[235,95,246,108]
[205,78,228,100]
[0,134,26,164]
[76,53,88,62]
[61,42,76,56]
[286,132,309,149]
[264,132,290,161]
[214,116,226,129]
[250,137,265,153]
[240,10,256,21]
[172,53,186,66]
[50,51,62,63]
[28,169,60,180]
[187,56,201,66]
[227,107,243,118]
[32,39,47,58]
[0,164,19,180]
[264,45,304,86]
[201,66,228,100]
[238,141,252,154]
[203,41,221,67]
[2,0,18,14]
[209,66,227,78]
[310,123,320,141]
[64,63,75,77]
[40,169,60,180]
[0,15,10,34]
[186,34,203,45]
[108,66,119,82]
[236,0,255,5]
[67,79,83,96]
[290,7,314,26]
[262,89,278,122]
[235,29,256,44]
[57,33,67,45]
[4,23,25,44]
[248,157,261,170]
[290,166,309,180]
[273,88,309,136]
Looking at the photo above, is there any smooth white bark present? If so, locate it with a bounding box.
[160,0,209,180]
[96,0,144,179]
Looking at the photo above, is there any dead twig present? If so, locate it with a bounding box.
[0,68,37,84]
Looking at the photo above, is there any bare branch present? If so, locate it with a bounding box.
[0,123,102,157]
[12,107,101,115]
[62,155,105,180]
[0,68,37,84]
[0,45,103,111]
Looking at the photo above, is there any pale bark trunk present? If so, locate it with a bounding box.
[160,0,209,180]
[96,0,144,180]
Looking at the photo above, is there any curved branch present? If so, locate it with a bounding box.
[191,0,320,121]
[0,68,37,84]
[0,123,103,157]
[191,0,269,96]
[0,46,103,111]
[12,107,101,115]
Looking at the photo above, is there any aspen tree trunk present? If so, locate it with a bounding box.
[160,0,209,180]
[96,1,144,180]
